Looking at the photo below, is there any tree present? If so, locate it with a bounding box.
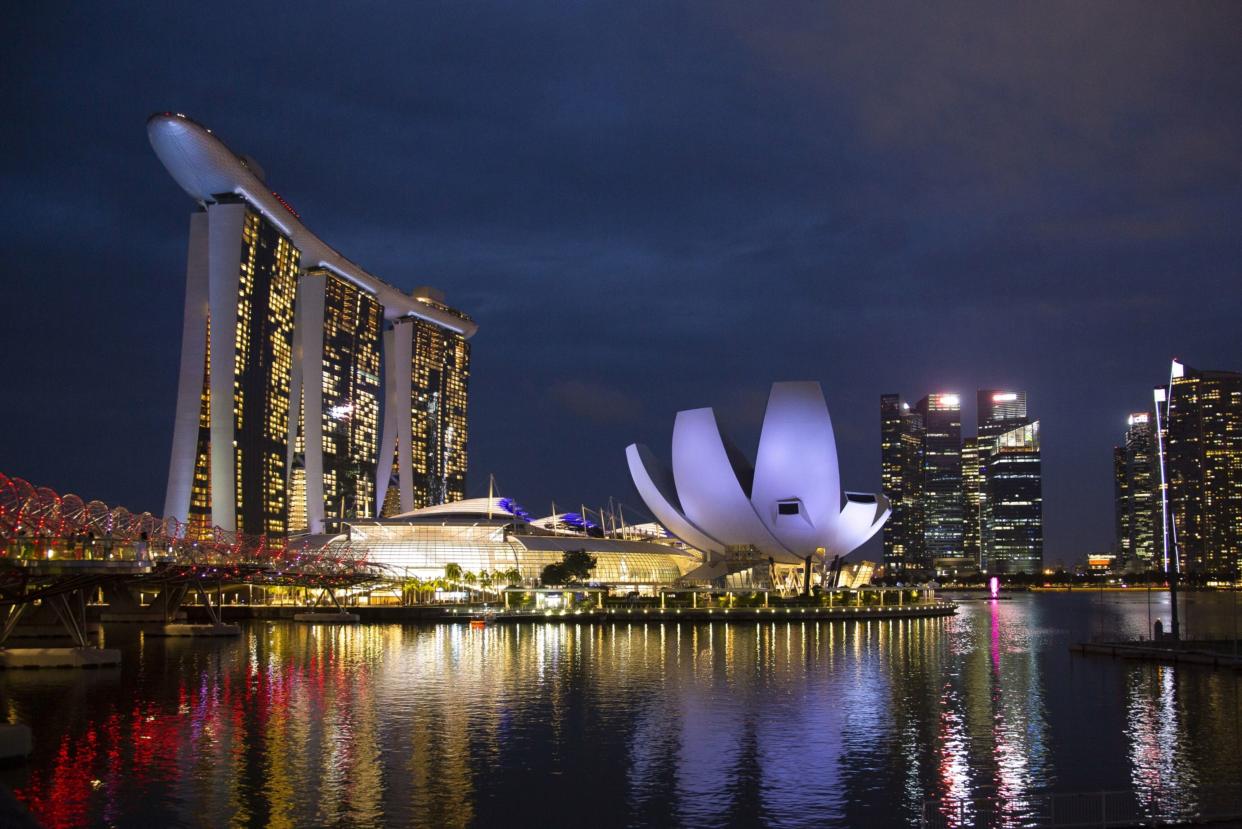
[540,550,597,586]
[445,562,463,583]
[540,562,565,586]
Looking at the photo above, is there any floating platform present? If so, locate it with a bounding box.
[1071,640,1242,669]
[0,647,121,669]
[293,611,360,623]
[147,623,241,637]
[0,724,32,762]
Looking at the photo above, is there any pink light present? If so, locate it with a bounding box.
[989,576,1000,599]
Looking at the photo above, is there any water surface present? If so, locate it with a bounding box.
[3,591,1240,827]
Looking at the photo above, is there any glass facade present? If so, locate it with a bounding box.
[342,521,695,585]
[188,318,213,540]
[233,210,300,536]
[1159,362,1242,576]
[1114,413,1157,567]
[881,388,1043,577]
[915,394,963,565]
[382,308,472,513]
[980,421,1043,574]
[189,206,299,537]
[1113,444,1130,561]
[880,394,925,575]
[962,437,982,565]
[290,270,383,532]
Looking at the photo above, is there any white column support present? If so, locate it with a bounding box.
[299,274,327,534]
[163,211,209,527]
[205,203,247,533]
[393,320,415,514]
[376,326,398,512]
[287,281,305,479]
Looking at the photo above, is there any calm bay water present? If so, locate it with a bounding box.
[3,592,1240,827]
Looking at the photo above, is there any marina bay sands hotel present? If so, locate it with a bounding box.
[149,113,476,539]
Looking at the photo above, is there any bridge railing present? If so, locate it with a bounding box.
[0,472,379,581]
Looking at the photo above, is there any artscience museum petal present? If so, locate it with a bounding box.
[626,382,890,566]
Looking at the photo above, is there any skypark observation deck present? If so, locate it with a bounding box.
[147,113,475,333]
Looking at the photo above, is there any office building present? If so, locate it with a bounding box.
[915,393,964,564]
[962,437,982,564]
[980,420,1043,574]
[976,390,1041,574]
[1113,413,1158,568]
[882,387,1043,577]
[151,113,477,537]
[1155,360,1242,576]
[1113,444,1130,561]
[881,395,926,575]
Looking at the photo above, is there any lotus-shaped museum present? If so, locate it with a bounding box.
[626,382,889,566]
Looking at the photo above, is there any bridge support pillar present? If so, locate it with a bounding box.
[100,582,188,623]
[0,586,121,669]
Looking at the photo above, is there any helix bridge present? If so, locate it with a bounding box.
[0,471,386,647]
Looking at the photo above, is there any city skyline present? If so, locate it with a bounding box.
[2,4,1240,564]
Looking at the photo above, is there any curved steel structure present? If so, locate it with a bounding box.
[0,471,377,583]
[148,113,476,334]
[627,382,890,564]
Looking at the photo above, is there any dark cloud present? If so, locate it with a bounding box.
[550,380,644,425]
[2,1,1239,561]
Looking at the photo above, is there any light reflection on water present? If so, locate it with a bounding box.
[1,593,1239,827]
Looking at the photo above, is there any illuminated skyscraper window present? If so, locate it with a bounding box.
[915,393,963,566]
[880,394,925,575]
[380,296,473,515]
[1157,362,1242,576]
[980,421,1043,574]
[1114,413,1157,568]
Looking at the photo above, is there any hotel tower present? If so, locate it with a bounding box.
[150,113,477,538]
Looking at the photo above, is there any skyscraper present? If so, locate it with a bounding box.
[1113,444,1131,561]
[288,268,383,534]
[980,421,1043,574]
[962,437,982,564]
[883,386,1042,577]
[152,113,477,537]
[169,199,300,538]
[915,393,963,565]
[1156,360,1242,576]
[880,395,925,576]
[1113,412,1157,568]
[378,294,473,515]
[975,389,1042,574]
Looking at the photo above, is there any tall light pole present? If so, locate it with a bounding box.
[1154,371,1181,642]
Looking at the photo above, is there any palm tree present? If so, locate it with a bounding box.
[445,562,463,584]
[403,576,423,606]
[479,570,494,596]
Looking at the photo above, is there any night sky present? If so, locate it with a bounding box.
[3,3,1239,564]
